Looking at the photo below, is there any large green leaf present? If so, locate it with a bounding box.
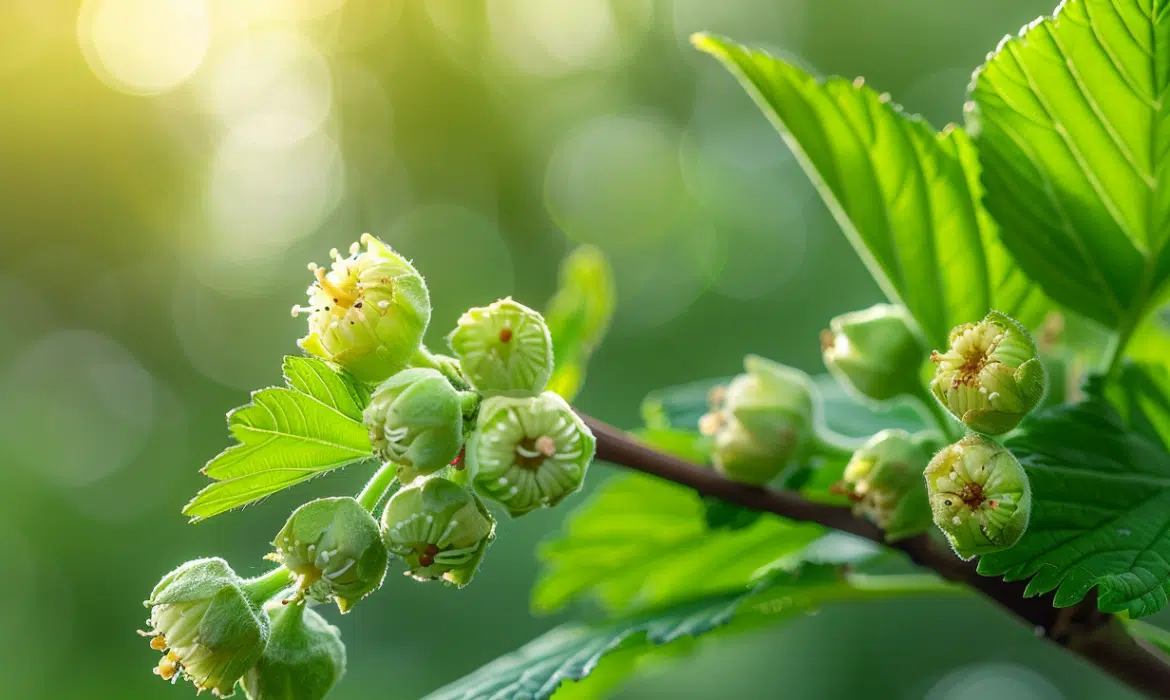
[532,472,858,615]
[427,567,951,700]
[968,0,1170,330]
[978,398,1170,617]
[183,357,374,522]
[545,245,616,402]
[694,34,1049,348]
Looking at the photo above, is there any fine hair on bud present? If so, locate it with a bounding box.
[242,602,346,700]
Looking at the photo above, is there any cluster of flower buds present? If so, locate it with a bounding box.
[821,304,926,403]
[700,355,815,485]
[141,559,276,697]
[929,310,1046,435]
[241,602,346,700]
[269,497,389,613]
[924,434,1031,559]
[292,234,431,384]
[836,429,934,541]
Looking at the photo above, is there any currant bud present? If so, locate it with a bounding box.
[271,498,388,614]
[380,476,496,586]
[292,234,431,384]
[703,355,814,485]
[465,391,596,516]
[142,558,270,697]
[838,429,932,541]
[821,304,925,402]
[924,434,1031,560]
[447,298,554,396]
[363,368,467,483]
[242,603,346,700]
[930,311,1046,435]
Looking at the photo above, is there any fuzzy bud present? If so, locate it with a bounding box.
[924,434,1031,560]
[292,234,431,384]
[380,477,495,586]
[363,368,467,483]
[271,498,388,613]
[142,558,270,697]
[821,304,925,402]
[242,603,346,700]
[703,355,814,485]
[930,311,1046,435]
[837,429,932,541]
[466,391,596,516]
[447,298,554,396]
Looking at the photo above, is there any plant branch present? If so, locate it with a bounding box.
[578,411,1170,700]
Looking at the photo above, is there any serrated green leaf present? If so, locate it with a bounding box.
[183,358,374,522]
[1108,362,1170,451]
[533,473,843,615]
[545,245,616,401]
[694,34,1049,348]
[641,374,925,438]
[978,398,1170,617]
[428,567,952,700]
[968,0,1170,330]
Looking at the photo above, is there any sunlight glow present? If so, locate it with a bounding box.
[78,0,210,95]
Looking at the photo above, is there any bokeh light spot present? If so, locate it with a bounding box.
[78,0,210,95]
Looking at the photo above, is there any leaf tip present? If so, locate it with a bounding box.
[689,32,718,54]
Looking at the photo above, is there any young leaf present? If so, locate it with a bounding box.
[977,398,1170,617]
[693,34,1050,348]
[545,245,616,402]
[532,473,837,614]
[967,0,1170,330]
[183,357,374,522]
[427,567,952,700]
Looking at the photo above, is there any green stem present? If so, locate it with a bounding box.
[911,384,961,443]
[357,462,399,512]
[242,568,295,605]
[410,346,442,370]
[459,391,481,418]
[1101,321,1137,380]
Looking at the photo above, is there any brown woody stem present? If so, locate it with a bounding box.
[579,411,1170,699]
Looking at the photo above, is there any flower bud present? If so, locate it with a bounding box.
[380,476,496,586]
[930,311,1046,435]
[242,603,345,700]
[447,298,554,396]
[271,498,388,613]
[837,429,932,541]
[466,391,596,516]
[924,434,1031,560]
[292,234,431,384]
[821,304,925,402]
[363,368,466,483]
[142,558,270,697]
[702,355,814,485]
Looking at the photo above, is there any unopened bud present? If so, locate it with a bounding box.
[271,498,388,613]
[293,234,431,384]
[380,477,495,586]
[242,603,346,700]
[837,429,932,541]
[924,434,1031,559]
[447,298,554,396]
[363,368,466,483]
[822,304,925,402]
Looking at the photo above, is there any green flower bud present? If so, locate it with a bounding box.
[837,429,932,541]
[703,355,814,485]
[271,498,388,614]
[821,304,925,402]
[242,603,345,700]
[924,434,1031,560]
[380,476,496,586]
[447,298,554,396]
[466,392,596,516]
[142,558,270,697]
[292,234,431,384]
[363,368,468,483]
[930,311,1046,435]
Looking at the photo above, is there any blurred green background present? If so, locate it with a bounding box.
[0,0,1142,698]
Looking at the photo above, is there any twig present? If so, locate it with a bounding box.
[579,412,1170,699]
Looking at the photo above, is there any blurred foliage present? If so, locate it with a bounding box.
[0,0,1145,698]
